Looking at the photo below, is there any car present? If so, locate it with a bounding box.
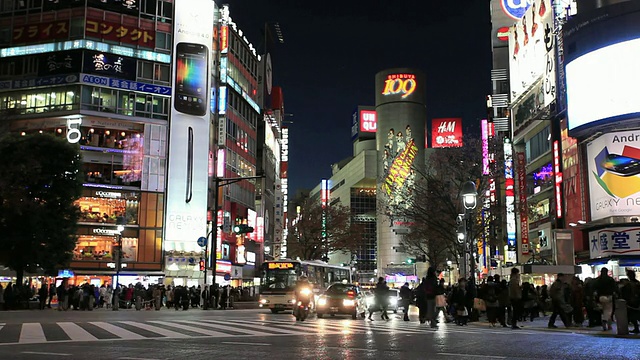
[316,283,368,319]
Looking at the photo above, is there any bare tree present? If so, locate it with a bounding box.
[382,136,499,270]
[288,197,364,261]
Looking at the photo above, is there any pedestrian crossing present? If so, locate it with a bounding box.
[0,318,536,345]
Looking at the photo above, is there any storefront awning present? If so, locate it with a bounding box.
[577,256,640,267]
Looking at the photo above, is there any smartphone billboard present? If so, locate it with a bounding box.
[586,130,640,221]
[165,0,215,252]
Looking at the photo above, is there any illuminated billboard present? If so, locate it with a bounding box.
[508,0,555,105]
[351,106,376,141]
[165,0,215,253]
[481,119,490,175]
[566,38,640,131]
[504,138,517,263]
[586,130,640,221]
[431,118,463,148]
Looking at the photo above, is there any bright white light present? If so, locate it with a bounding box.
[117,225,125,232]
[567,37,640,130]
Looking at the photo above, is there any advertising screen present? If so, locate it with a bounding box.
[431,118,463,148]
[165,0,214,252]
[566,37,640,131]
[586,130,640,221]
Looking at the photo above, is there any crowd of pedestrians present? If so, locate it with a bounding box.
[367,266,639,333]
[0,281,257,311]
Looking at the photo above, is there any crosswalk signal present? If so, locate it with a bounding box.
[232,224,254,234]
[199,258,205,271]
[407,258,416,264]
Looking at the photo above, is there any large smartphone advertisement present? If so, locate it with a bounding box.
[165,0,215,252]
[587,130,640,221]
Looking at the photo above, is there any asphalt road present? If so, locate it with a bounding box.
[0,308,637,360]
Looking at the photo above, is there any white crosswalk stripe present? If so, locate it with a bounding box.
[0,318,539,346]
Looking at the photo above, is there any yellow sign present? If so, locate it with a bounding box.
[268,262,295,270]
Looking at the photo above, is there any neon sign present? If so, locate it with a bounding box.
[360,110,377,132]
[554,140,563,218]
[268,262,295,270]
[381,73,416,98]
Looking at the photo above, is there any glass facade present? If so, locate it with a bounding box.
[350,188,377,273]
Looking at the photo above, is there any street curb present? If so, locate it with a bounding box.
[471,320,640,338]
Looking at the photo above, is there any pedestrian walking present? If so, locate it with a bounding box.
[594,267,617,331]
[399,282,412,321]
[47,282,55,308]
[38,283,48,310]
[369,277,389,321]
[509,268,523,329]
[548,274,571,328]
[451,278,469,325]
[621,269,640,334]
[484,276,500,327]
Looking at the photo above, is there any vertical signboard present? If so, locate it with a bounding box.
[481,119,490,175]
[517,152,530,254]
[165,0,214,252]
[553,140,563,218]
[504,139,517,263]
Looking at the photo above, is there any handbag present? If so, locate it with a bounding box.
[473,298,486,312]
[435,294,447,308]
[457,307,469,317]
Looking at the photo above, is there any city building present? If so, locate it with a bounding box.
[562,0,640,279]
[0,0,176,287]
[308,106,378,283]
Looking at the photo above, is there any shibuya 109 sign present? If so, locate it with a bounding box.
[381,73,417,99]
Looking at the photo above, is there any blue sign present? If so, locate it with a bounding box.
[224,273,231,281]
[57,269,74,278]
[501,0,532,20]
[80,73,172,96]
[7,74,78,90]
[197,236,207,248]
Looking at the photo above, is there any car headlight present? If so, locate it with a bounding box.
[259,298,269,304]
[318,297,327,306]
[300,288,312,296]
[343,299,356,307]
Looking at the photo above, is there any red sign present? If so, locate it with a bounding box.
[359,110,377,132]
[497,26,510,42]
[554,141,563,218]
[381,73,417,98]
[517,152,529,254]
[85,18,155,48]
[220,25,228,53]
[13,20,69,44]
[431,118,463,148]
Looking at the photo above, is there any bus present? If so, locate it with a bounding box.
[258,259,351,313]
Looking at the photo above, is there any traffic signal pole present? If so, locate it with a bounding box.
[209,175,264,292]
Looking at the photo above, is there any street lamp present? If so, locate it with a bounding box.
[460,181,477,288]
[446,260,453,285]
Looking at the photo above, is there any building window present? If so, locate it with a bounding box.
[80,86,169,120]
[77,190,139,225]
[155,32,171,50]
[0,86,78,114]
[73,235,138,262]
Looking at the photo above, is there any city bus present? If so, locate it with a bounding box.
[258,259,351,313]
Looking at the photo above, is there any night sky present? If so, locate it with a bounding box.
[225,0,493,195]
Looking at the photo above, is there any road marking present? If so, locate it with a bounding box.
[57,322,98,342]
[89,322,145,340]
[147,321,228,337]
[118,357,162,360]
[179,320,265,336]
[119,321,188,338]
[19,323,46,343]
[220,341,271,346]
[21,351,70,356]
[223,320,305,335]
[438,353,507,359]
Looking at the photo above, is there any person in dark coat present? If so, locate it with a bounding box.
[399,282,412,321]
[38,283,48,310]
[369,277,389,321]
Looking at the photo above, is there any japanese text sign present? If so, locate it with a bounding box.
[590,227,640,259]
[13,20,69,44]
[85,18,155,48]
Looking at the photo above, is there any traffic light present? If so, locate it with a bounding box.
[199,258,205,271]
[406,258,416,264]
[232,224,254,234]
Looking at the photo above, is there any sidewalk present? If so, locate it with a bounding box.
[472,315,640,338]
